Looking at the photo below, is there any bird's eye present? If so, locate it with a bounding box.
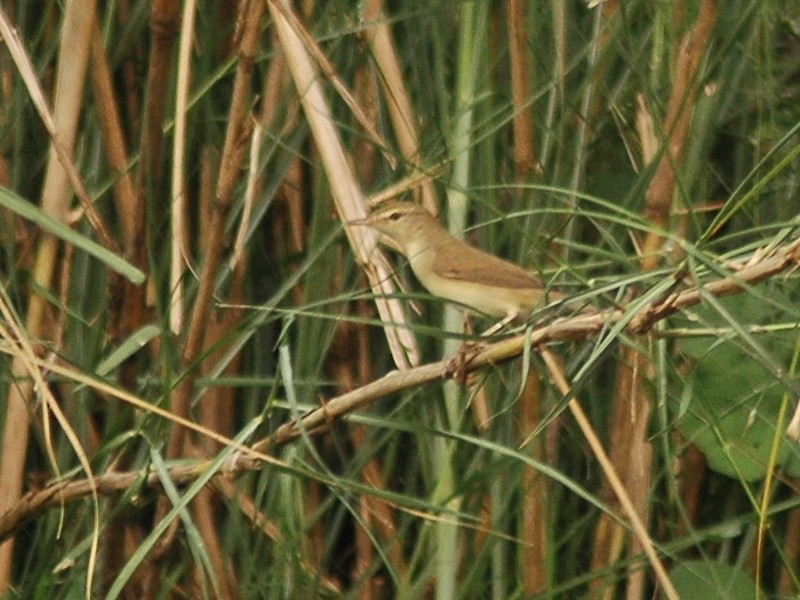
[388,212,401,221]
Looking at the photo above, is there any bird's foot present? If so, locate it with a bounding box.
[443,340,488,385]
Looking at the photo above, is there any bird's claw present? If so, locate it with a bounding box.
[443,340,488,385]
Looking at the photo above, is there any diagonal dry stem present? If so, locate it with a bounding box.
[268,0,420,369]
[539,347,679,600]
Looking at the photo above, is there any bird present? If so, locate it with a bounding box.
[350,201,561,331]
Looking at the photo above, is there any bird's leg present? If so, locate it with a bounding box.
[444,314,473,381]
[444,313,487,384]
[445,311,522,382]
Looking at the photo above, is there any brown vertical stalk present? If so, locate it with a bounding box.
[0,1,97,589]
[352,422,390,596]
[506,5,548,588]
[519,368,548,595]
[167,0,262,460]
[675,430,706,537]
[611,348,655,600]
[641,0,719,267]
[357,429,407,581]
[89,25,148,360]
[507,0,539,179]
[138,0,180,195]
[192,476,239,600]
[90,27,137,252]
[362,0,438,214]
[340,308,406,597]
[143,2,263,595]
[96,5,173,580]
[128,0,181,339]
[118,0,182,385]
[778,498,800,595]
[191,148,240,600]
[192,485,238,599]
[261,42,306,305]
[347,60,407,596]
[115,0,142,134]
[195,146,236,453]
[591,2,718,598]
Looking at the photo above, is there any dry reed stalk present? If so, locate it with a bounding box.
[353,423,408,592]
[268,0,419,369]
[342,316,408,592]
[0,1,98,590]
[123,0,181,359]
[507,0,539,179]
[592,2,719,598]
[140,3,264,594]
[167,0,263,459]
[138,0,180,192]
[89,23,147,370]
[191,147,244,598]
[504,4,549,591]
[519,368,549,595]
[641,0,719,261]
[541,348,680,600]
[778,503,800,595]
[606,346,655,600]
[191,483,238,599]
[90,26,138,253]
[111,49,160,581]
[361,0,438,213]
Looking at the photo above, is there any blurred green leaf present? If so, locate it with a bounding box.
[670,560,760,600]
[675,292,800,481]
[95,324,161,376]
[0,185,145,284]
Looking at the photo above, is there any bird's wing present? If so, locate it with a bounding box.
[433,240,543,289]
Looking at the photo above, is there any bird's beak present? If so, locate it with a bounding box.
[347,215,373,227]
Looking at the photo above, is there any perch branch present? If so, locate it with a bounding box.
[1,238,799,541]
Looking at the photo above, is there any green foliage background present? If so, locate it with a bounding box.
[0,1,799,599]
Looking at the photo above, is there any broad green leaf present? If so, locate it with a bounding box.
[670,560,760,600]
[675,292,800,481]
